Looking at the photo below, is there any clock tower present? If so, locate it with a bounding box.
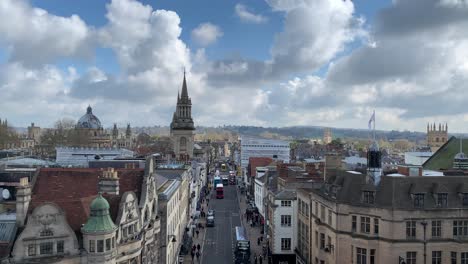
[170,72,195,160]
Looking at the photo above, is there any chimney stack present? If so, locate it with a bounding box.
[98,168,119,195]
[16,177,31,227]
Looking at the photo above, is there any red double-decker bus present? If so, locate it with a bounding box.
[216,183,224,199]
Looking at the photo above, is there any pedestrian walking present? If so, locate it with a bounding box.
[196,230,199,238]
[192,245,196,252]
[197,243,201,251]
[259,255,263,264]
[257,237,260,246]
[254,255,258,264]
[191,250,195,262]
[196,251,200,262]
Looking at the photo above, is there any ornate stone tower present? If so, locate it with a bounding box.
[427,123,448,152]
[323,127,332,144]
[170,72,195,160]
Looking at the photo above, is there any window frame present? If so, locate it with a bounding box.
[352,215,357,232]
[356,247,367,264]
[453,220,468,238]
[39,242,53,255]
[56,240,64,254]
[281,215,292,227]
[28,244,36,256]
[360,216,370,234]
[281,238,291,251]
[374,218,379,235]
[406,251,417,264]
[432,251,442,264]
[414,193,425,208]
[431,220,442,238]
[89,240,95,253]
[436,193,448,208]
[320,233,325,249]
[461,252,468,264]
[362,191,375,204]
[97,240,104,253]
[406,220,416,239]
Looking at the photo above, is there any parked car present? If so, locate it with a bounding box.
[206,216,215,227]
[208,209,215,217]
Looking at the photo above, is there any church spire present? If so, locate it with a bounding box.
[181,70,188,99]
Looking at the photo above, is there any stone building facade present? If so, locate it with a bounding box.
[296,172,468,264]
[427,123,448,152]
[9,157,161,264]
[170,73,195,160]
[156,167,191,264]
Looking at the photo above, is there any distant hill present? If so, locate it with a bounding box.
[221,125,428,142]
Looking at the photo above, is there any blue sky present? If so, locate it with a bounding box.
[2,0,468,132]
[29,0,389,76]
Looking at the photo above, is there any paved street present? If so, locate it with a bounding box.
[202,184,242,264]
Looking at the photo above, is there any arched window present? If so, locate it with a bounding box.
[436,137,439,142]
[180,137,187,151]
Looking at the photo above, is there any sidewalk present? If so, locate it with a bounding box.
[183,199,209,263]
[237,188,267,263]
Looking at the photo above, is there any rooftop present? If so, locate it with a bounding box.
[316,170,468,209]
[423,136,468,170]
[30,168,144,231]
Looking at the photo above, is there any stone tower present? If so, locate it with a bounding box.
[427,123,448,152]
[367,140,382,185]
[170,72,195,160]
[323,127,332,144]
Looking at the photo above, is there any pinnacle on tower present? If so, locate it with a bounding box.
[181,70,188,99]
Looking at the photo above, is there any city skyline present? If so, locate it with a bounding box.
[1,0,468,132]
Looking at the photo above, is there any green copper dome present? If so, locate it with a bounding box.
[90,195,110,211]
[82,194,117,233]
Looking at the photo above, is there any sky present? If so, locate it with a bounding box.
[1,0,468,132]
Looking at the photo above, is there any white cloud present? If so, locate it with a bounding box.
[235,4,268,24]
[191,23,223,46]
[0,0,93,67]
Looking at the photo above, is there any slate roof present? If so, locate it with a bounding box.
[154,169,187,180]
[29,168,144,232]
[317,170,468,209]
[274,190,296,200]
[423,136,468,170]
[0,221,17,259]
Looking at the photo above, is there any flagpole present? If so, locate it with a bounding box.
[373,110,376,141]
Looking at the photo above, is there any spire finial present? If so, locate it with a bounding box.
[181,69,188,98]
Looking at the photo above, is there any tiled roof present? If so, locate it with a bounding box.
[423,136,468,170]
[30,168,144,232]
[248,157,273,177]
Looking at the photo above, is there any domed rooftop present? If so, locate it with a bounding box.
[82,194,117,234]
[90,194,110,211]
[76,106,102,129]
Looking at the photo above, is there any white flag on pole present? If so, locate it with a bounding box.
[368,111,375,130]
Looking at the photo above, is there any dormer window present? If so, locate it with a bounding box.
[462,193,468,206]
[362,191,375,204]
[436,193,448,208]
[40,228,53,237]
[413,193,425,208]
